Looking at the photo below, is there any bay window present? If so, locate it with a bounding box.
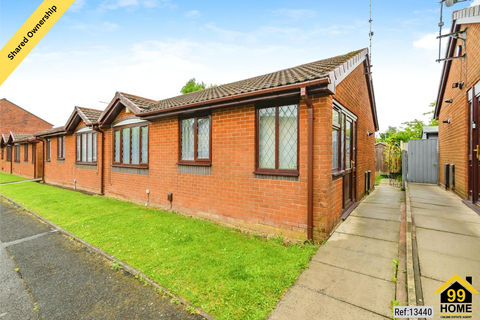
[256,103,299,175]
[179,114,211,165]
[113,124,148,166]
[76,132,97,164]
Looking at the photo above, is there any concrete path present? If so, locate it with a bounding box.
[269,182,402,319]
[408,183,480,319]
[0,198,203,320]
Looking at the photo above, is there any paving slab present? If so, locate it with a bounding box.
[295,261,395,318]
[335,216,400,242]
[311,243,395,281]
[326,232,399,259]
[411,206,480,223]
[351,206,401,222]
[269,284,387,320]
[270,184,401,319]
[415,227,480,262]
[417,250,480,283]
[414,215,480,237]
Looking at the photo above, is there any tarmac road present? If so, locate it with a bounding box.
[0,197,204,320]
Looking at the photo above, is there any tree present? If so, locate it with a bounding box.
[423,101,439,126]
[180,78,217,95]
[180,78,207,94]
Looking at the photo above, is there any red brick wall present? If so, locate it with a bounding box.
[100,62,376,241]
[28,60,376,242]
[43,121,102,194]
[11,143,36,179]
[438,23,480,199]
[312,62,377,239]
[0,99,52,136]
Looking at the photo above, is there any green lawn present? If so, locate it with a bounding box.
[0,172,28,184]
[0,182,317,319]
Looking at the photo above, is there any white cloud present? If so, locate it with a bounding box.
[471,0,480,7]
[185,10,200,17]
[70,0,87,12]
[103,22,120,31]
[99,0,174,10]
[413,33,439,51]
[271,8,316,21]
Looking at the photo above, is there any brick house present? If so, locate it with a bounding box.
[435,5,480,206]
[35,107,103,193]
[0,99,52,178]
[31,48,378,241]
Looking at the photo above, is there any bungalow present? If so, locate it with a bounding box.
[35,107,103,194]
[0,98,52,178]
[0,132,40,179]
[435,5,480,203]
[32,48,378,241]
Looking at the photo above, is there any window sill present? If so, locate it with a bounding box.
[24,161,29,163]
[112,164,148,169]
[253,170,299,177]
[177,161,212,167]
[57,158,65,160]
[75,162,97,166]
[13,161,20,164]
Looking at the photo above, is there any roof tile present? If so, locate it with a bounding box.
[147,49,363,112]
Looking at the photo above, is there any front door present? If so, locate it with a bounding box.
[343,118,357,208]
[469,86,480,203]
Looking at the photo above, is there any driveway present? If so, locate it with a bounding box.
[0,197,203,320]
[269,182,403,319]
[408,183,480,319]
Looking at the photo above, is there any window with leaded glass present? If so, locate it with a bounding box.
[24,144,28,162]
[76,132,97,164]
[256,104,299,175]
[179,115,211,165]
[7,146,12,162]
[113,124,148,166]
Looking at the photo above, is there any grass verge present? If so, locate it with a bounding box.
[1,182,317,320]
[0,172,28,184]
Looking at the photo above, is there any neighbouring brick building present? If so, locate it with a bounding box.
[435,5,480,206]
[0,99,52,178]
[30,48,378,242]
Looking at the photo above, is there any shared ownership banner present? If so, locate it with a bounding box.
[0,0,76,86]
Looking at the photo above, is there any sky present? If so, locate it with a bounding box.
[1,0,479,131]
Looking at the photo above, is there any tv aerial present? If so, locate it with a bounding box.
[436,0,469,63]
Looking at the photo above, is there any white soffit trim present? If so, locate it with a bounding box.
[113,118,148,127]
[327,49,368,94]
[76,127,93,133]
